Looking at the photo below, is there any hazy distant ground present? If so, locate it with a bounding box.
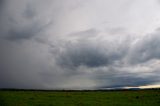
[0,89,160,106]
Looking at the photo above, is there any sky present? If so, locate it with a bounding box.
[0,0,160,89]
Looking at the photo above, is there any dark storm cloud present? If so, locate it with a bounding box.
[100,76,158,88]
[5,22,50,41]
[52,28,160,88]
[128,29,160,64]
[0,0,6,7]
[0,0,160,89]
[23,3,36,19]
[54,29,127,69]
[55,43,127,69]
[98,71,159,88]
[0,0,52,41]
[0,0,4,6]
[0,0,55,89]
[1,26,160,89]
[56,43,108,68]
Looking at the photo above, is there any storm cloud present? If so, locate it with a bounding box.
[56,43,109,68]
[0,0,160,89]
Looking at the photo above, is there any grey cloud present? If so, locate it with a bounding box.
[100,76,158,88]
[54,29,127,69]
[22,3,36,19]
[0,0,52,41]
[1,27,160,89]
[52,28,160,88]
[0,0,160,89]
[0,0,4,6]
[56,43,108,68]
[5,22,50,41]
[70,29,98,38]
[128,30,160,64]
[104,72,159,88]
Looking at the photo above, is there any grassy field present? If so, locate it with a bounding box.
[0,89,160,106]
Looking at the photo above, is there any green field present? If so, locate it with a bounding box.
[0,90,160,106]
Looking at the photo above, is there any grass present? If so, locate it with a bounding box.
[0,89,160,106]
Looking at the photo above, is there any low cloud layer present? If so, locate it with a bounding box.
[0,0,160,89]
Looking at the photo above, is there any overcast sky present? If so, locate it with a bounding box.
[0,0,160,89]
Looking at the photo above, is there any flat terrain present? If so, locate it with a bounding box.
[0,89,160,106]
